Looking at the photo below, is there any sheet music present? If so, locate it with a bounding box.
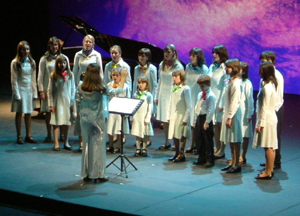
[108,97,143,115]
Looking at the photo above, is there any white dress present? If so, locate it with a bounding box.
[75,85,108,179]
[209,63,229,123]
[220,78,243,144]
[106,82,130,136]
[73,49,103,86]
[240,79,254,138]
[131,91,154,138]
[185,63,209,126]
[104,58,132,95]
[168,84,192,139]
[11,59,37,114]
[253,82,278,149]
[38,54,69,112]
[47,72,76,125]
[155,61,184,122]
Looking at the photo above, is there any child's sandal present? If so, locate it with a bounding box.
[141,149,148,157]
[134,149,141,157]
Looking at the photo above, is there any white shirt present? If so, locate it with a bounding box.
[194,88,216,124]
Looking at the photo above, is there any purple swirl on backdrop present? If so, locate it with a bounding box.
[118,0,300,93]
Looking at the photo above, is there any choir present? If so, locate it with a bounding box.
[10,36,284,181]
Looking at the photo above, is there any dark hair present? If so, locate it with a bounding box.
[212,45,229,63]
[162,44,179,71]
[189,47,206,67]
[197,74,211,86]
[225,58,241,78]
[52,55,72,80]
[259,61,278,89]
[240,61,249,81]
[15,41,35,70]
[81,63,106,93]
[259,51,276,64]
[45,36,62,59]
[138,48,152,65]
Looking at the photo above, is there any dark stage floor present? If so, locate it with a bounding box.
[0,93,300,216]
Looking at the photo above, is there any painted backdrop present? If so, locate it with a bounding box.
[50,0,300,94]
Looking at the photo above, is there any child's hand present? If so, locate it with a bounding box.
[120,69,127,80]
[256,126,263,133]
[246,118,251,123]
[226,118,232,129]
[182,121,187,126]
[33,98,38,101]
[70,106,74,112]
[40,91,46,101]
[203,122,209,130]
[73,114,77,119]
[167,120,170,123]
[144,122,149,125]
[49,106,55,113]
[218,107,223,112]
[154,100,158,105]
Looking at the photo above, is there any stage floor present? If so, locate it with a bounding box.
[0,94,300,216]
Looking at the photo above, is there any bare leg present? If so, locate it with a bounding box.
[79,135,83,149]
[61,125,70,147]
[24,114,32,137]
[163,122,170,145]
[108,135,114,147]
[15,112,22,138]
[187,127,195,150]
[262,148,275,176]
[232,142,241,167]
[180,137,186,152]
[214,122,222,155]
[229,143,234,166]
[173,138,180,156]
[116,134,122,148]
[53,125,59,149]
[45,112,51,139]
[241,137,249,162]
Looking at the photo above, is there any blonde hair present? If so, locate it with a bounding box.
[83,34,95,44]
[137,77,151,92]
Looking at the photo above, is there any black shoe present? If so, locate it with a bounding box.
[159,144,171,150]
[260,163,266,166]
[173,153,186,162]
[193,161,205,165]
[63,145,72,150]
[98,177,109,182]
[134,149,141,157]
[214,154,225,159]
[221,165,232,171]
[44,137,52,143]
[53,147,60,151]
[185,148,194,153]
[204,162,215,168]
[141,149,148,157]
[25,136,37,143]
[255,174,273,180]
[168,155,178,161]
[113,147,120,154]
[226,166,241,173]
[17,136,24,144]
[106,146,114,153]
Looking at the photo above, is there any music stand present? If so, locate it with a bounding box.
[106,97,144,178]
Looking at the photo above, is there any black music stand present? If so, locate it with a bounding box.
[106,97,144,178]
